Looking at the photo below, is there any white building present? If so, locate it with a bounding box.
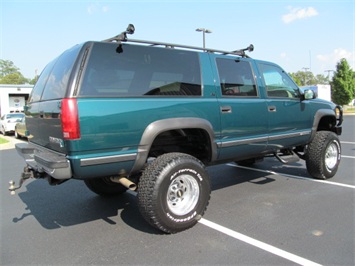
[0,84,33,116]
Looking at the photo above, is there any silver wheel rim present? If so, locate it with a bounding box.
[325,141,339,171]
[167,174,199,216]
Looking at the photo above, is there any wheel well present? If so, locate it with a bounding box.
[149,128,212,163]
[317,115,336,132]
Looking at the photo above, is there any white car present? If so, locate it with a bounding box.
[0,113,25,135]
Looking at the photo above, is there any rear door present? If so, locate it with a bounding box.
[210,55,269,160]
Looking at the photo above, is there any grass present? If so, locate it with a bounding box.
[344,107,355,113]
[0,136,9,145]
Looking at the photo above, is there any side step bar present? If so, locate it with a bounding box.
[274,151,300,164]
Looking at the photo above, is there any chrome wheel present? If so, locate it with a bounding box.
[325,141,339,171]
[167,174,200,216]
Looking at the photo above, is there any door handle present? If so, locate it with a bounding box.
[221,106,232,113]
[268,106,277,112]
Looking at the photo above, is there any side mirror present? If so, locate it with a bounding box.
[303,89,317,100]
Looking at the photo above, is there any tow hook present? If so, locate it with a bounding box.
[9,167,34,195]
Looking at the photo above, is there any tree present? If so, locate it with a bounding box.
[289,70,317,86]
[0,59,31,84]
[0,72,29,84]
[0,59,19,77]
[314,74,329,84]
[331,58,355,105]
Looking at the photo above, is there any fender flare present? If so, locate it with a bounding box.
[310,109,336,141]
[130,117,217,175]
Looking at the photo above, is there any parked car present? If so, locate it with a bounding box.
[15,116,27,139]
[11,24,342,233]
[0,113,25,135]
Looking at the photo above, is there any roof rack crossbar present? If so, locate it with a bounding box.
[116,38,252,57]
[103,24,253,57]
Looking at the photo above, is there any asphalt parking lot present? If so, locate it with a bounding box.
[1,115,354,266]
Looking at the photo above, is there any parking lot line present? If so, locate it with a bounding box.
[199,218,322,266]
[342,155,355,159]
[341,141,355,144]
[227,164,355,189]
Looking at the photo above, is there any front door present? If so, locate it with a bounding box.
[256,62,313,150]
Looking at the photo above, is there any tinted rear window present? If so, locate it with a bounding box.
[28,45,82,102]
[79,43,202,97]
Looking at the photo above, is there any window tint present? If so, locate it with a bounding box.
[41,45,81,100]
[79,43,201,97]
[258,63,300,99]
[216,58,257,97]
[28,59,56,103]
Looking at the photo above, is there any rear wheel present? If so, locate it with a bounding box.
[305,131,341,179]
[138,152,211,233]
[84,177,128,196]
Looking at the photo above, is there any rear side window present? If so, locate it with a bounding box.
[29,45,82,102]
[216,58,257,97]
[79,43,201,97]
[28,60,56,103]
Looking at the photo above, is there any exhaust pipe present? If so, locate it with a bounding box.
[110,177,137,191]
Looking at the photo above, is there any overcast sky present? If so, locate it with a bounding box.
[1,0,354,79]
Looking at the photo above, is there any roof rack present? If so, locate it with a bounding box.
[103,24,254,58]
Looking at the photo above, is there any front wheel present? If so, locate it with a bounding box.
[138,153,211,233]
[305,131,341,179]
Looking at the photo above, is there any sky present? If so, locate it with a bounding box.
[1,0,354,79]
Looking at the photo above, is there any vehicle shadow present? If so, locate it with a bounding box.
[13,163,278,234]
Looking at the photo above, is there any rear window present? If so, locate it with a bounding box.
[28,45,82,103]
[79,43,202,97]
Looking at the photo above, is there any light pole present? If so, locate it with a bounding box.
[302,67,310,85]
[196,28,212,51]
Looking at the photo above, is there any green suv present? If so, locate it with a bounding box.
[11,25,343,233]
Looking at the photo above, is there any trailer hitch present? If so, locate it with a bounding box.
[9,166,35,195]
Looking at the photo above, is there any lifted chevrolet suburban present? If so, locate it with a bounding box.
[10,24,343,233]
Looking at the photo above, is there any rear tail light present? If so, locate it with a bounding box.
[61,98,80,140]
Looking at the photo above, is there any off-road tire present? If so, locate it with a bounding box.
[138,152,211,234]
[84,177,128,196]
[305,131,341,179]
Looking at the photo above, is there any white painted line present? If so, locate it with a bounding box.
[199,218,322,266]
[341,141,355,145]
[227,164,355,189]
[342,155,355,159]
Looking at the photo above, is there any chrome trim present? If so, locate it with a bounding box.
[80,153,137,166]
[218,130,311,148]
[219,136,268,148]
[268,130,311,141]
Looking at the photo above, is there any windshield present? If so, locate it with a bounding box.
[6,113,24,119]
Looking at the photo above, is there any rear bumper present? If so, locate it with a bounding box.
[15,143,72,180]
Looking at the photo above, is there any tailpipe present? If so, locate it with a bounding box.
[110,177,137,191]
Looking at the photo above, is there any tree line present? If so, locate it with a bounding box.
[0,58,354,105]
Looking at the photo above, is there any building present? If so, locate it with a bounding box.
[0,84,33,116]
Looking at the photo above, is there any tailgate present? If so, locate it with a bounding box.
[26,100,66,153]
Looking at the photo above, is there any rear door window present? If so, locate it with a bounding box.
[79,43,202,97]
[216,58,258,97]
